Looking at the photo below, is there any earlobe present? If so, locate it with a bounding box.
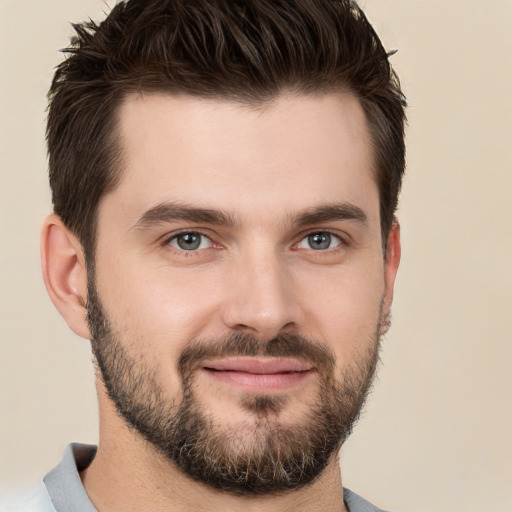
[40,214,91,340]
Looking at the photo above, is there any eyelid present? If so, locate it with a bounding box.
[161,228,211,243]
[161,229,218,251]
[293,229,347,249]
[170,232,212,250]
[159,228,349,254]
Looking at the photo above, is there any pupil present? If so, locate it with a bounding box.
[178,233,200,250]
[309,233,331,250]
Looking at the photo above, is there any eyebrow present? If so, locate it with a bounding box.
[131,202,238,231]
[291,203,368,227]
[131,201,367,232]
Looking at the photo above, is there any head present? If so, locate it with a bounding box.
[42,0,405,497]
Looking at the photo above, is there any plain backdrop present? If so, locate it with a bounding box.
[1,1,511,511]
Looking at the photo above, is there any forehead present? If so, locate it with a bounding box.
[106,91,378,224]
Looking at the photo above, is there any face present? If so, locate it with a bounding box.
[87,92,398,493]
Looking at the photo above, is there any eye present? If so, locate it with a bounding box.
[297,232,342,251]
[168,232,213,251]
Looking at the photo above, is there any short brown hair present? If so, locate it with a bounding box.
[47,0,406,260]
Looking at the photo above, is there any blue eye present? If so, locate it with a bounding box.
[297,232,342,251]
[169,232,212,251]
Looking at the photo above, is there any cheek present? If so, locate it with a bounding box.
[295,261,385,358]
[93,260,224,398]
[94,253,224,353]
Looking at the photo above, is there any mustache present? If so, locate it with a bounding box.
[178,332,336,379]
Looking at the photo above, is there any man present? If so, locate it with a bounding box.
[8,0,406,510]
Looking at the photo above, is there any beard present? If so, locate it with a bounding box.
[86,278,383,496]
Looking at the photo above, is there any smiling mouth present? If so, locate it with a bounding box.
[201,357,315,392]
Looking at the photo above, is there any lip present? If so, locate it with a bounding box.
[203,357,313,374]
[200,357,315,392]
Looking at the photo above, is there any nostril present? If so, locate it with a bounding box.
[232,323,259,334]
[281,322,297,332]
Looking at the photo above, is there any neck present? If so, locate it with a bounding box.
[81,399,348,512]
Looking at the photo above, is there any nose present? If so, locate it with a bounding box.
[221,246,302,340]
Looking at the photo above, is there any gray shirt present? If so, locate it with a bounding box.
[1,443,391,512]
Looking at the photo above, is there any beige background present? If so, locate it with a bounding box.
[1,1,511,510]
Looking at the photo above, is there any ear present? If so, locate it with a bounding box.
[381,220,401,333]
[41,214,91,340]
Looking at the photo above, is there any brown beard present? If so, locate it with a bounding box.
[86,278,382,495]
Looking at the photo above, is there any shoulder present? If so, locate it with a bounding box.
[0,482,55,512]
[344,487,393,512]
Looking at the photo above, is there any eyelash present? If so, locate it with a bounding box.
[162,230,347,255]
[294,231,344,251]
[163,231,216,254]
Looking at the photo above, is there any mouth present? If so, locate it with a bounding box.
[200,357,315,392]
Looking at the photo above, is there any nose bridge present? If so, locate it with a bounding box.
[222,241,299,338]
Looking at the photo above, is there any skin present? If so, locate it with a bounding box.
[41,91,401,512]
